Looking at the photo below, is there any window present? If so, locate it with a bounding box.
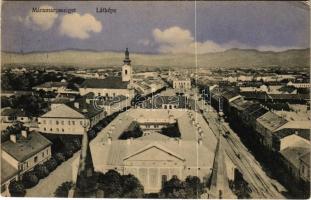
[34,156,38,163]
[21,117,24,120]
[72,121,75,125]
[44,128,46,131]
[56,121,59,125]
[50,128,53,131]
[46,149,49,155]
[80,121,83,125]
[98,93,101,96]
[125,69,128,75]
[61,121,64,125]
[62,128,64,132]
[68,121,71,125]
[56,128,59,132]
[42,152,45,157]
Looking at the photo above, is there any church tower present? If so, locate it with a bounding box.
[122,48,132,82]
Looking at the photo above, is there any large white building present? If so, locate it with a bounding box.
[38,94,105,135]
[87,109,236,194]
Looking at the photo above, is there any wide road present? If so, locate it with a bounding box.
[197,99,287,199]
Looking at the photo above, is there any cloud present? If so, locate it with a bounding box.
[138,39,151,46]
[152,26,300,54]
[59,13,102,39]
[19,5,58,30]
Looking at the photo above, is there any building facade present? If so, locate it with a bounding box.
[1,131,52,196]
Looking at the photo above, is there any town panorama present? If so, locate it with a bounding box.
[1,1,310,199]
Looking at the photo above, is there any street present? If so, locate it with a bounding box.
[25,151,80,197]
[199,100,287,198]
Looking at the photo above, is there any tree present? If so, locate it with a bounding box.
[87,130,97,140]
[54,153,66,164]
[72,138,81,150]
[98,170,123,198]
[63,149,74,159]
[184,176,203,198]
[160,176,186,198]
[22,171,39,188]
[8,181,26,197]
[34,164,50,179]
[122,174,144,198]
[45,158,58,171]
[54,181,73,197]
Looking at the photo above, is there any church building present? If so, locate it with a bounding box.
[79,48,134,98]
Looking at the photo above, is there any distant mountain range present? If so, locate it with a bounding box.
[1,48,310,69]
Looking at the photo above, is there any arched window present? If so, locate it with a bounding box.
[125,69,128,75]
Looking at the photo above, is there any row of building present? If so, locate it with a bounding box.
[208,86,310,193]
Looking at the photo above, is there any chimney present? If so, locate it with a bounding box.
[107,137,112,144]
[74,102,79,109]
[21,130,28,138]
[10,134,16,143]
[198,138,203,145]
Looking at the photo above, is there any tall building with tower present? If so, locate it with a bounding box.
[122,48,132,82]
[78,48,134,98]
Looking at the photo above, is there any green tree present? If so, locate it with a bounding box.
[8,181,26,197]
[122,174,144,198]
[184,176,203,198]
[22,171,39,188]
[45,158,58,171]
[54,153,66,164]
[54,181,73,197]
[34,164,50,179]
[160,176,185,198]
[98,170,123,197]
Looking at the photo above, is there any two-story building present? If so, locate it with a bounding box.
[1,131,52,196]
[38,94,105,135]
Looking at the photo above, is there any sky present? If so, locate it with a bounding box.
[1,1,310,54]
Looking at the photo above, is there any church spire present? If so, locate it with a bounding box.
[201,136,235,199]
[123,48,131,65]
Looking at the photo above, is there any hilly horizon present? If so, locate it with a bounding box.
[2,48,310,69]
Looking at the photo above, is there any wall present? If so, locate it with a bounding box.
[79,88,134,98]
[38,118,90,135]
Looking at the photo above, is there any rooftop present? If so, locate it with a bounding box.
[1,158,19,184]
[34,81,68,88]
[66,98,103,119]
[1,108,27,117]
[90,109,217,170]
[2,132,52,162]
[80,77,129,89]
[91,140,215,170]
[256,111,288,131]
[230,97,255,111]
[280,146,310,169]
